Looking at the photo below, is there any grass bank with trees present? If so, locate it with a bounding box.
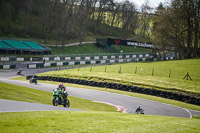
[0,0,144,47]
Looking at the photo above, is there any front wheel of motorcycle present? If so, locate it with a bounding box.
[63,99,70,108]
[52,97,58,106]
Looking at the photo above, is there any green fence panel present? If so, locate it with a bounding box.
[96,61,101,64]
[10,57,16,61]
[10,65,16,69]
[49,57,54,61]
[115,59,119,63]
[24,57,30,61]
[63,62,69,66]
[36,63,44,68]
[75,62,80,65]
[86,61,90,64]
[32,57,42,61]
[99,56,103,59]
[51,63,56,67]
[60,57,65,60]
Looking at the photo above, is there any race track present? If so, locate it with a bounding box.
[0,63,199,118]
[0,99,83,112]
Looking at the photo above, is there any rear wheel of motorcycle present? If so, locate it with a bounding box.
[52,98,58,106]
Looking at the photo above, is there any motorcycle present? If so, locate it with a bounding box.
[30,77,37,84]
[17,69,22,75]
[52,89,70,108]
[135,107,144,114]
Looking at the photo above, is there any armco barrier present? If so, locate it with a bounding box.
[0,53,174,62]
[28,63,44,68]
[0,64,16,69]
[35,76,200,106]
[27,58,134,68]
[0,53,152,62]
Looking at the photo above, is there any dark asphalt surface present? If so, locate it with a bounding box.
[0,99,83,112]
[0,63,199,118]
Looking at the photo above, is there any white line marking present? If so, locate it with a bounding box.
[183,108,192,118]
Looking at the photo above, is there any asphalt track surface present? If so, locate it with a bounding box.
[0,63,199,118]
[0,99,83,112]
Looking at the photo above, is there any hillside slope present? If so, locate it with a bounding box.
[49,44,152,55]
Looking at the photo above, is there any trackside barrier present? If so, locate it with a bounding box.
[16,57,24,61]
[27,57,152,68]
[1,57,9,61]
[0,53,169,62]
[0,64,16,69]
[35,76,200,106]
[28,63,44,69]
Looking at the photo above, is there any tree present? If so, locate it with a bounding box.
[140,0,153,38]
[0,0,140,44]
[153,0,200,59]
[109,2,121,35]
[75,0,93,44]
[10,0,24,22]
[152,3,170,59]
[120,0,138,39]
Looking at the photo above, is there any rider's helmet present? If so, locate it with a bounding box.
[58,83,64,89]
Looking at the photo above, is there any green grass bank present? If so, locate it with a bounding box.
[0,111,200,133]
[48,44,152,55]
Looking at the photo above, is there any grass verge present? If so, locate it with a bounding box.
[0,111,200,133]
[0,82,117,112]
[12,77,200,111]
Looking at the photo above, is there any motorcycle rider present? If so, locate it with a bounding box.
[52,83,70,107]
[58,83,68,99]
[17,68,22,75]
[32,75,37,79]
[135,106,144,114]
[30,75,37,83]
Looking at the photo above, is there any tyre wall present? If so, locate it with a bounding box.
[35,76,200,106]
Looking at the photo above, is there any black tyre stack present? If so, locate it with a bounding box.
[34,76,200,106]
